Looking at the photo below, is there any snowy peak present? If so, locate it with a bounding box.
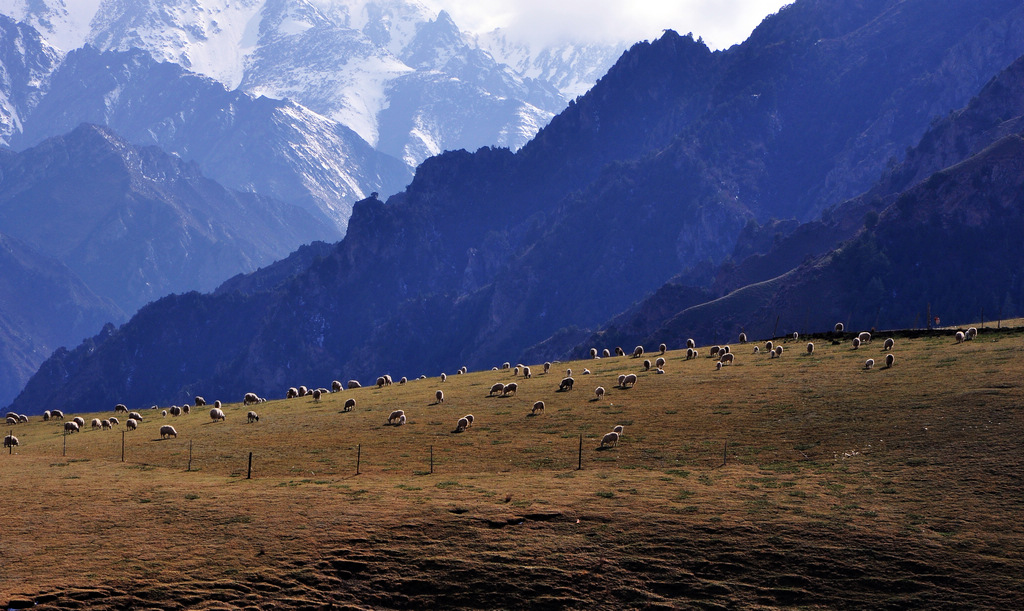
[0,0,102,52]
[400,9,463,69]
[0,14,61,142]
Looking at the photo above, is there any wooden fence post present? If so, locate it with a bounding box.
[247,452,253,479]
[430,445,434,474]
[577,434,583,470]
[121,431,125,462]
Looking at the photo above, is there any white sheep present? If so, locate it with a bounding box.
[102,419,112,430]
[612,425,624,434]
[966,327,978,340]
[659,343,667,354]
[883,337,895,351]
[440,372,447,382]
[622,373,637,388]
[161,410,167,417]
[128,412,142,422]
[686,338,696,349]
[91,418,103,429]
[560,377,575,391]
[806,342,814,355]
[617,374,625,386]
[51,409,64,420]
[195,396,206,407]
[344,398,356,412]
[656,368,665,374]
[686,348,695,360]
[287,387,299,399]
[722,345,731,354]
[858,332,872,343]
[582,368,591,375]
[115,404,128,413]
[643,359,651,371]
[716,361,723,370]
[454,417,469,433]
[209,408,226,422]
[247,411,260,423]
[532,401,545,414]
[655,357,666,368]
[5,416,16,425]
[590,348,598,358]
[436,390,445,403]
[835,322,844,332]
[765,341,774,352]
[464,414,474,427]
[793,332,799,341]
[182,405,191,415]
[602,349,611,358]
[125,419,137,431]
[489,382,505,396]
[502,383,518,396]
[170,405,182,417]
[396,414,406,426]
[73,416,86,428]
[600,431,619,448]
[865,359,875,369]
[523,366,532,378]
[348,380,361,389]
[43,410,51,421]
[739,332,747,343]
[632,346,644,358]
[109,417,119,426]
[774,346,783,357]
[65,421,80,433]
[400,377,408,384]
[885,353,895,368]
[595,386,605,400]
[388,410,405,424]
[3,434,18,448]
[298,386,308,397]
[332,380,343,392]
[543,362,551,374]
[753,346,760,354]
[502,362,511,370]
[955,331,965,344]
[615,347,625,356]
[313,389,322,403]
[852,338,861,349]
[160,425,178,439]
[710,346,721,358]
[566,368,572,377]
[719,353,735,365]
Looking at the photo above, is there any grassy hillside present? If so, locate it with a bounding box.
[3,326,1023,608]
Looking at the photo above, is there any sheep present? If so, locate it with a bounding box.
[247,411,260,423]
[90,418,103,430]
[502,362,511,370]
[244,393,259,406]
[643,359,651,371]
[4,434,18,448]
[765,341,774,352]
[522,366,532,379]
[125,419,137,431]
[195,396,206,407]
[298,386,308,397]
[716,361,723,370]
[65,421,80,433]
[656,368,665,374]
[436,390,445,404]
[102,419,112,429]
[885,353,895,368]
[622,373,638,388]
[602,349,611,358]
[560,377,575,391]
[632,346,644,358]
[73,416,86,428]
[852,338,861,349]
[543,362,551,374]
[532,401,545,414]
[807,342,814,355]
[835,322,844,332]
[464,414,474,427]
[460,367,467,374]
[612,425,624,434]
[566,368,572,377]
[775,346,784,357]
[793,332,799,341]
[582,368,591,375]
[287,387,299,399]
[955,331,965,344]
[590,348,598,358]
[686,348,695,360]
[388,410,405,424]
[753,346,760,354]
[659,343,667,354]
[739,332,747,343]
[600,431,619,448]
[865,359,875,370]
[6,416,17,425]
[160,425,178,439]
[377,376,388,388]
[617,374,626,386]
[128,412,143,422]
[720,353,735,365]
[883,337,895,351]
[686,338,696,349]
[615,347,625,356]
[502,383,518,396]
[312,389,322,403]
[182,405,191,415]
[109,417,119,426]
[214,400,222,409]
[966,327,978,340]
[710,346,721,358]
[722,345,731,354]
[595,386,606,400]
[858,332,872,343]
[162,410,168,417]
[454,417,469,433]
[397,414,407,426]
[400,377,408,384]
[348,380,361,389]
[440,372,448,383]
[115,404,128,413]
[489,382,505,396]
[209,408,226,422]
[51,409,64,420]
[344,398,356,412]
[332,380,343,392]
[43,410,51,421]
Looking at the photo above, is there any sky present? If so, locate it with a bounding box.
[432,0,791,50]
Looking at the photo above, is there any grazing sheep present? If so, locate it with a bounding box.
[195,396,206,407]
[543,362,551,374]
[311,389,322,403]
[617,374,626,386]
[566,368,572,377]
[109,417,119,426]
[659,343,667,354]
[400,377,408,384]
[388,410,405,424]
[955,331,965,344]
[73,416,86,428]
[5,416,16,425]
[710,346,721,358]
[523,366,532,379]
[287,387,299,399]
[51,409,64,420]
[397,414,407,426]
[102,419,112,429]
[590,348,598,358]
[436,390,445,404]
[656,368,665,374]
[612,425,624,434]
[686,339,696,349]
[43,410,51,421]
[622,373,638,388]
[4,434,18,448]
[115,404,128,413]
[532,401,545,414]
[858,332,872,343]
[90,418,104,429]
[332,380,343,392]
[595,386,606,400]
[853,338,861,349]
[214,400,222,409]
[582,368,591,375]
[512,366,520,377]
[208,407,226,421]
[377,376,388,388]
[753,346,760,354]
[464,414,474,427]
[348,380,361,389]
[161,410,167,417]
[633,346,644,358]
[739,332,747,343]
[835,322,844,332]
[716,361,723,370]
[160,425,178,439]
[454,417,469,433]
[720,353,735,365]
[489,382,505,396]
[883,337,895,351]
[643,359,651,371]
[502,362,511,370]
[885,353,895,368]
[600,431,619,448]
[125,419,136,431]
[17,414,27,423]
[298,386,308,397]
[775,346,784,357]
[807,342,814,355]
[247,411,260,423]
[865,359,875,370]
[344,398,356,412]
[65,421,80,433]
[502,383,518,396]
[602,349,611,358]
[440,373,448,383]
[684,348,693,360]
[793,332,799,341]
[765,341,774,352]
[182,405,190,415]
[128,412,142,422]
[560,377,575,391]
[966,327,978,340]
[244,393,259,406]
[722,345,731,354]
[615,347,625,356]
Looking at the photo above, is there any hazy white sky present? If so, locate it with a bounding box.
[431,0,791,49]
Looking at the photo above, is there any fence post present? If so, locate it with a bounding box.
[188,440,193,472]
[430,445,434,474]
[247,452,253,479]
[577,434,583,470]
[63,427,66,457]
[356,444,361,475]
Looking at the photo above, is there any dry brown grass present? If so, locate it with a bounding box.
[3,327,1024,609]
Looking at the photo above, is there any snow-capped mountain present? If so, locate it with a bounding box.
[0,15,60,143]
